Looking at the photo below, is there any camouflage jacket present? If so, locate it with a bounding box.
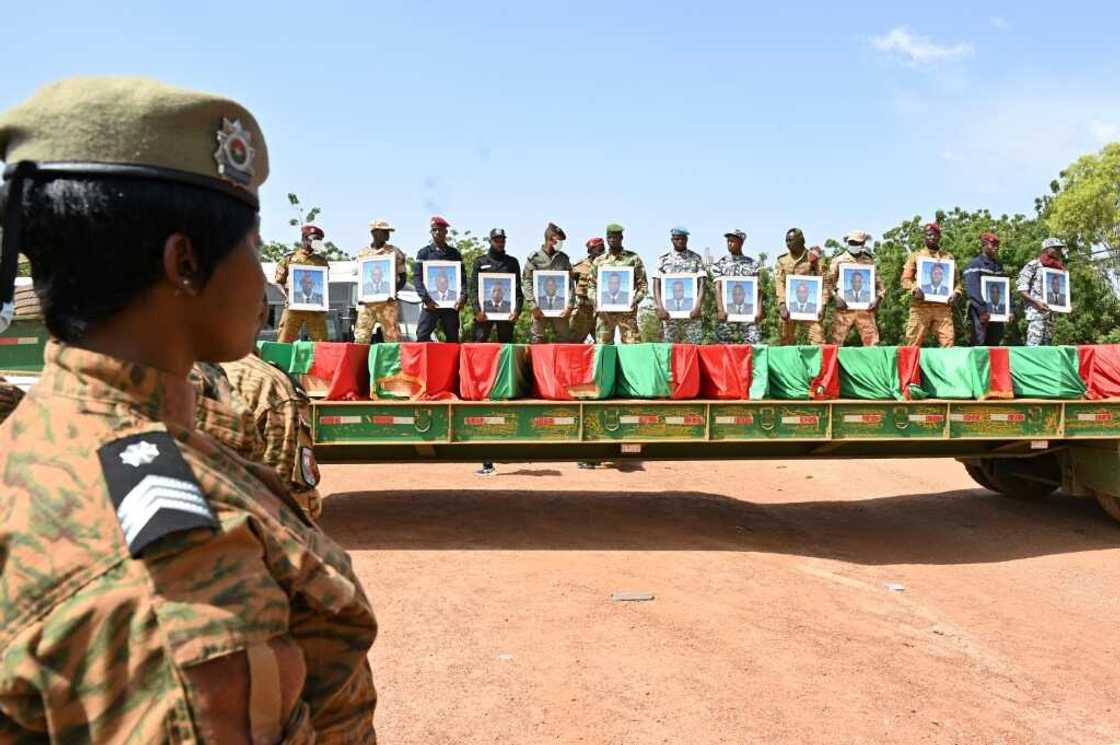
[657,248,707,306]
[1016,258,1052,321]
[0,342,377,743]
[190,361,266,463]
[0,377,23,424]
[275,247,330,289]
[826,250,883,303]
[774,251,824,304]
[222,353,322,520]
[710,253,761,279]
[521,246,575,309]
[356,242,408,296]
[589,250,649,307]
[571,256,598,306]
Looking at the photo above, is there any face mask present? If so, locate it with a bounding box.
[310,239,325,252]
[555,240,565,252]
[849,244,871,256]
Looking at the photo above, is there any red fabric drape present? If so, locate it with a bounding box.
[1079,344,1120,400]
[897,346,921,399]
[986,347,1013,399]
[530,344,599,400]
[697,345,752,399]
[459,343,503,401]
[322,343,371,401]
[669,344,701,400]
[809,344,840,400]
[400,342,459,400]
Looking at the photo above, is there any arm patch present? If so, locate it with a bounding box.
[98,432,217,558]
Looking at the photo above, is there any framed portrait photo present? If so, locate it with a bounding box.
[597,266,634,312]
[534,270,570,317]
[785,275,823,321]
[660,273,700,319]
[288,265,329,312]
[916,257,955,304]
[981,276,1011,323]
[1042,268,1071,313]
[423,260,461,309]
[839,265,875,311]
[720,277,759,323]
[479,272,516,321]
[358,256,396,303]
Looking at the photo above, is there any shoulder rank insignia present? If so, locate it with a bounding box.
[99,432,217,558]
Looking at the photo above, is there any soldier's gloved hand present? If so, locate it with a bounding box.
[911,287,925,301]
[778,302,790,321]
[835,296,848,311]
[655,307,669,321]
[531,307,545,321]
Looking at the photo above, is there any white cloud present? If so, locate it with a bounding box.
[1089,120,1120,144]
[871,26,974,66]
[990,16,1010,31]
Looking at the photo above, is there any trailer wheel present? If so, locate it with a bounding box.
[1093,491,1120,524]
[962,461,999,492]
[985,455,1061,500]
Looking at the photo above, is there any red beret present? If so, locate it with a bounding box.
[430,215,450,228]
[586,237,604,249]
[302,225,324,239]
[979,231,1000,244]
[924,223,942,236]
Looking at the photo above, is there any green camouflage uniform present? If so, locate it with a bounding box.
[522,246,575,343]
[657,247,706,343]
[569,256,598,343]
[710,254,762,344]
[222,353,323,521]
[590,250,648,344]
[1017,258,1056,346]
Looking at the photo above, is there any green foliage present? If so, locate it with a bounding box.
[1048,143,1120,259]
[263,192,350,263]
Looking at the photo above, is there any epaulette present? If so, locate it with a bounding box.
[98,432,217,558]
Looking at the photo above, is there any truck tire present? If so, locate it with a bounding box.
[1094,491,1120,525]
[986,455,1061,500]
[962,461,999,492]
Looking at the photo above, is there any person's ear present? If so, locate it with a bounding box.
[163,233,201,296]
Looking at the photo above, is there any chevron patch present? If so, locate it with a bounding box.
[99,432,217,557]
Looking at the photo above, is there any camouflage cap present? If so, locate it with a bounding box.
[724,229,747,241]
[369,219,395,231]
[606,223,624,234]
[844,230,871,244]
[1042,237,1066,252]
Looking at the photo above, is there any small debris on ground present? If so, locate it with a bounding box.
[885,583,906,592]
[611,591,655,602]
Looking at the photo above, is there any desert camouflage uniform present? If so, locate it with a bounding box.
[710,254,762,344]
[223,353,323,521]
[589,250,648,344]
[569,256,598,343]
[657,248,706,343]
[0,342,377,742]
[827,250,883,346]
[355,242,407,343]
[1017,258,1056,346]
[901,247,959,347]
[189,361,265,463]
[775,250,825,345]
[522,246,575,343]
[276,247,330,342]
[0,376,23,423]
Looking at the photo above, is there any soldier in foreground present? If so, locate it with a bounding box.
[654,227,706,343]
[589,223,648,344]
[828,231,883,346]
[0,77,376,741]
[1018,237,1067,346]
[964,231,1006,346]
[355,218,408,343]
[522,222,575,342]
[570,237,605,342]
[275,224,331,342]
[901,222,960,347]
[775,228,825,345]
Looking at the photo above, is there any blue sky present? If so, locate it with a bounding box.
[3,1,1119,269]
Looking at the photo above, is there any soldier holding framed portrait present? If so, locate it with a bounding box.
[712,229,763,344]
[275,224,330,341]
[354,218,407,343]
[470,228,522,343]
[522,223,575,343]
[901,223,960,347]
[589,224,647,344]
[1017,237,1069,346]
[414,215,465,342]
[964,231,1006,346]
[775,228,826,345]
[654,227,705,343]
[827,231,883,346]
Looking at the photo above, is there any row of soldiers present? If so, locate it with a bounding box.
[276,217,1072,349]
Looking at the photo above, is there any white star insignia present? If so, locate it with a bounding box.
[120,441,160,468]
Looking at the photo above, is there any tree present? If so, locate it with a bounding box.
[1048,143,1120,263]
[261,192,350,263]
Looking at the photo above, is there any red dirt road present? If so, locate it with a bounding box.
[319,458,1120,745]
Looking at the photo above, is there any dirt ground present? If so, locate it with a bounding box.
[319,458,1120,745]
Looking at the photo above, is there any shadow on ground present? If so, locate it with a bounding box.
[320,486,1119,565]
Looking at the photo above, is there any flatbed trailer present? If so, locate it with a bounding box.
[310,397,1120,524]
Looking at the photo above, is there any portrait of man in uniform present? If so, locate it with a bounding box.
[917,257,955,303]
[480,274,515,320]
[660,273,698,319]
[534,270,570,317]
[597,267,634,312]
[1042,268,1071,313]
[840,265,874,310]
[981,276,1011,322]
[424,260,461,309]
[722,278,758,322]
[289,266,329,311]
[785,275,821,321]
[358,256,395,302]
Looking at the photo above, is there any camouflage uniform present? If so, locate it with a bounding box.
[657,248,706,343]
[775,250,825,345]
[569,256,598,343]
[827,250,883,346]
[354,242,407,343]
[189,361,266,463]
[0,377,23,423]
[710,254,762,344]
[589,250,648,344]
[275,247,330,342]
[1017,258,1056,346]
[0,343,377,742]
[223,353,323,521]
[901,247,958,347]
[522,246,575,343]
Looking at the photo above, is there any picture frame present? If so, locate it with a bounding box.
[288,265,330,312]
[423,260,461,310]
[479,272,516,321]
[534,270,570,318]
[916,257,955,304]
[659,273,700,319]
[358,256,396,303]
[785,274,823,322]
[1041,268,1071,313]
[838,265,875,311]
[720,277,759,323]
[596,266,634,312]
[981,276,1011,323]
